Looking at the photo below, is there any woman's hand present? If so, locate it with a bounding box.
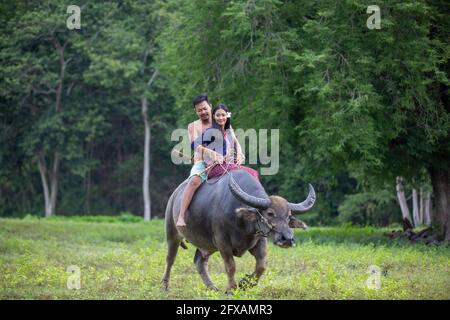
[224,153,235,163]
[212,152,225,164]
[236,153,245,165]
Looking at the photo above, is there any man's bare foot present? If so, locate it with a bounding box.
[176,219,186,227]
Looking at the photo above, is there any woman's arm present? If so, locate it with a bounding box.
[230,128,245,164]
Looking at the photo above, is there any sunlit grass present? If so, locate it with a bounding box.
[0,217,449,299]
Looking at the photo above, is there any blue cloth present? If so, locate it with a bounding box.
[191,128,231,156]
[188,160,207,182]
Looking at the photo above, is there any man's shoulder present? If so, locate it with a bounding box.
[188,119,202,130]
[188,119,202,126]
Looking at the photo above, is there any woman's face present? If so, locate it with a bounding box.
[214,108,228,128]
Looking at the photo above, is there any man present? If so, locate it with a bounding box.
[176,94,225,227]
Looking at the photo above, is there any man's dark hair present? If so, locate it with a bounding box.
[192,94,209,108]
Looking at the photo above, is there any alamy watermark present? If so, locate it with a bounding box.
[171,128,280,176]
[66,265,81,290]
[366,265,381,290]
[367,5,381,30]
[66,5,81,30]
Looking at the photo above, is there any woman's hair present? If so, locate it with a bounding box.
[212,104,231,130]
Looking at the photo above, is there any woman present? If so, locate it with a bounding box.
[191,104,259,181]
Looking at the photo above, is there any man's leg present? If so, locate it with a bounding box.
[176,175,202,227]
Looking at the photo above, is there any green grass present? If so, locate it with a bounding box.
[0,217,449,300]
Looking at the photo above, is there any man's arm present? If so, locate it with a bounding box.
[188,123,195,143]
[195,129,225,163]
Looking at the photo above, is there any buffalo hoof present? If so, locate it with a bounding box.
[239,274,257,290]
[207,284,219,291]
[160,281,170,292]
[225,290,234,296]
[225,285,237,296]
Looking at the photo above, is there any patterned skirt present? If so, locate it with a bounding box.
[207,163,259,181]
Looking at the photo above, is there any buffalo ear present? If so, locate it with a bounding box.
[236,207,259,221]
[289,216,308,229]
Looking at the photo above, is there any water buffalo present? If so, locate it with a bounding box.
[161,169,315,294]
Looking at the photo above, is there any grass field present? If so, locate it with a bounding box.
[0,216,449,300]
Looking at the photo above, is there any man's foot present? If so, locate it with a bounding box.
[176,219,186,227]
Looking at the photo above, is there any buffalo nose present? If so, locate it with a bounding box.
[281,235,295,246]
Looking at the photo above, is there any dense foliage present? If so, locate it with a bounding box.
[1,1,448,233]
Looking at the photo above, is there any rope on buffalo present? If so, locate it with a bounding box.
[205,152,244,185]
[205,161,232,184]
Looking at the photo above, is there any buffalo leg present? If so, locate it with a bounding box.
[194,249,218,291]
[161,239,180,291]
[240,238,267,289]
[220,251,237,294]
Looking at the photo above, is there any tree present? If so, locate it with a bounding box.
[81,0,168,219]
[158,0,450,238]
[0,0,180,218]
[0,1,100,216]
[396,177,412,225]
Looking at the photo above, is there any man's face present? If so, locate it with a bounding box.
[194,101,211,121]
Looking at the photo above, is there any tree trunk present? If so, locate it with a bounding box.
[412,188,420,227]
[142,96,151,221]
[38,37,66,217]
[419,188,424,225]
[429,167,450,241]
[117,132,123,208]
[84,141,94,214]
[37,153,51,216]
[424,193,432,225]
[37,152,59,217]
[85,169,91,214]
[49,152,60,216]
[396,176,412,225]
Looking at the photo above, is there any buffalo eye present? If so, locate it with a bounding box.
[266,210,275,218]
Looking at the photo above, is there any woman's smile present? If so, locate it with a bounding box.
[214,110,228,127]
